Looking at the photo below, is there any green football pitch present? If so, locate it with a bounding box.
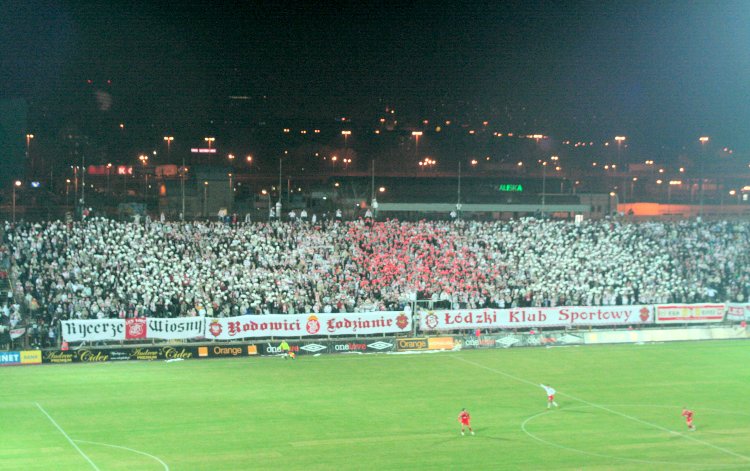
[2,340,749,470]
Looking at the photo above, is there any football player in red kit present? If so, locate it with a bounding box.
[458,408,474,436]
[682,407,696,431]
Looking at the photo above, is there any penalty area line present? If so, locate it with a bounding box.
[74,440,170,471]
[451,355,750,463]
[35,402,101,471]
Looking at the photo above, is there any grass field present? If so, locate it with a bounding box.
[2,340,750,470]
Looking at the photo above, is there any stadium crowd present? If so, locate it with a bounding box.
[2,217,750,344]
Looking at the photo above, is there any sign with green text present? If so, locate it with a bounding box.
[498,183,523,192]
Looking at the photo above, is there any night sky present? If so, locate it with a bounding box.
[3,0,750,149]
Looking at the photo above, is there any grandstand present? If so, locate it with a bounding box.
[1,216,748,350]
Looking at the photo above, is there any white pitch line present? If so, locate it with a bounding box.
[521,406,748,469]
[35,402,101,471]
[75,440,170,471]
[452,355,750,463]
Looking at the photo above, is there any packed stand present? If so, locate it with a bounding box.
[3,218,750,339]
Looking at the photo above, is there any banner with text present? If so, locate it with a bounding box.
[654,304,726,324]
[62,317,207,342]
[419,305,654,331]
[726,303,750,321]
[205,312,411,340]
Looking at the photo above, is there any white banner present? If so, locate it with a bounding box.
[420,305,654,331]
[62,319,124,342]
[205,312,412,340]
[654,304,725,324]
[726,303,750,321]
[146,317,206,340]
[62,318,206,342]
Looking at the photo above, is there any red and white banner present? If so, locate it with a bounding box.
[10,327,26,339]
[62,313,410,342]
[654,304,725,324]
[726,303,750,321]
[420,305,654,331]
[206,312,412,340]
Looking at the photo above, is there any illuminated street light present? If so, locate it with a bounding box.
[699,136,709,217]
[607,191,617,216]
[25,134,35,177]
[204,137,215,149]
[203,181,209,217]
[411,131,423,163]
[12,180,22,222]
[341,130,352,166]
[541,161,548,210]
[164,136,182,218]
[614,135,626,177]
[163,135,174,157]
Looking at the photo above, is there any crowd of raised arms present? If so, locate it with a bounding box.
[2,217,749,334]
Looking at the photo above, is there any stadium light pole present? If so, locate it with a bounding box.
[12,180,21,222]
[699,136,709,218]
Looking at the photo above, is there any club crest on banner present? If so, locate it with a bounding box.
[306,315,320,335]
[209,320,223,337]
[125,318,147,339]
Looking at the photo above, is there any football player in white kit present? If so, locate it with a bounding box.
[541,384,559,408]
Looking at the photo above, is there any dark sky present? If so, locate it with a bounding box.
[3,0,750,148]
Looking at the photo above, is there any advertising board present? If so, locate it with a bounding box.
[654,304,725,324]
